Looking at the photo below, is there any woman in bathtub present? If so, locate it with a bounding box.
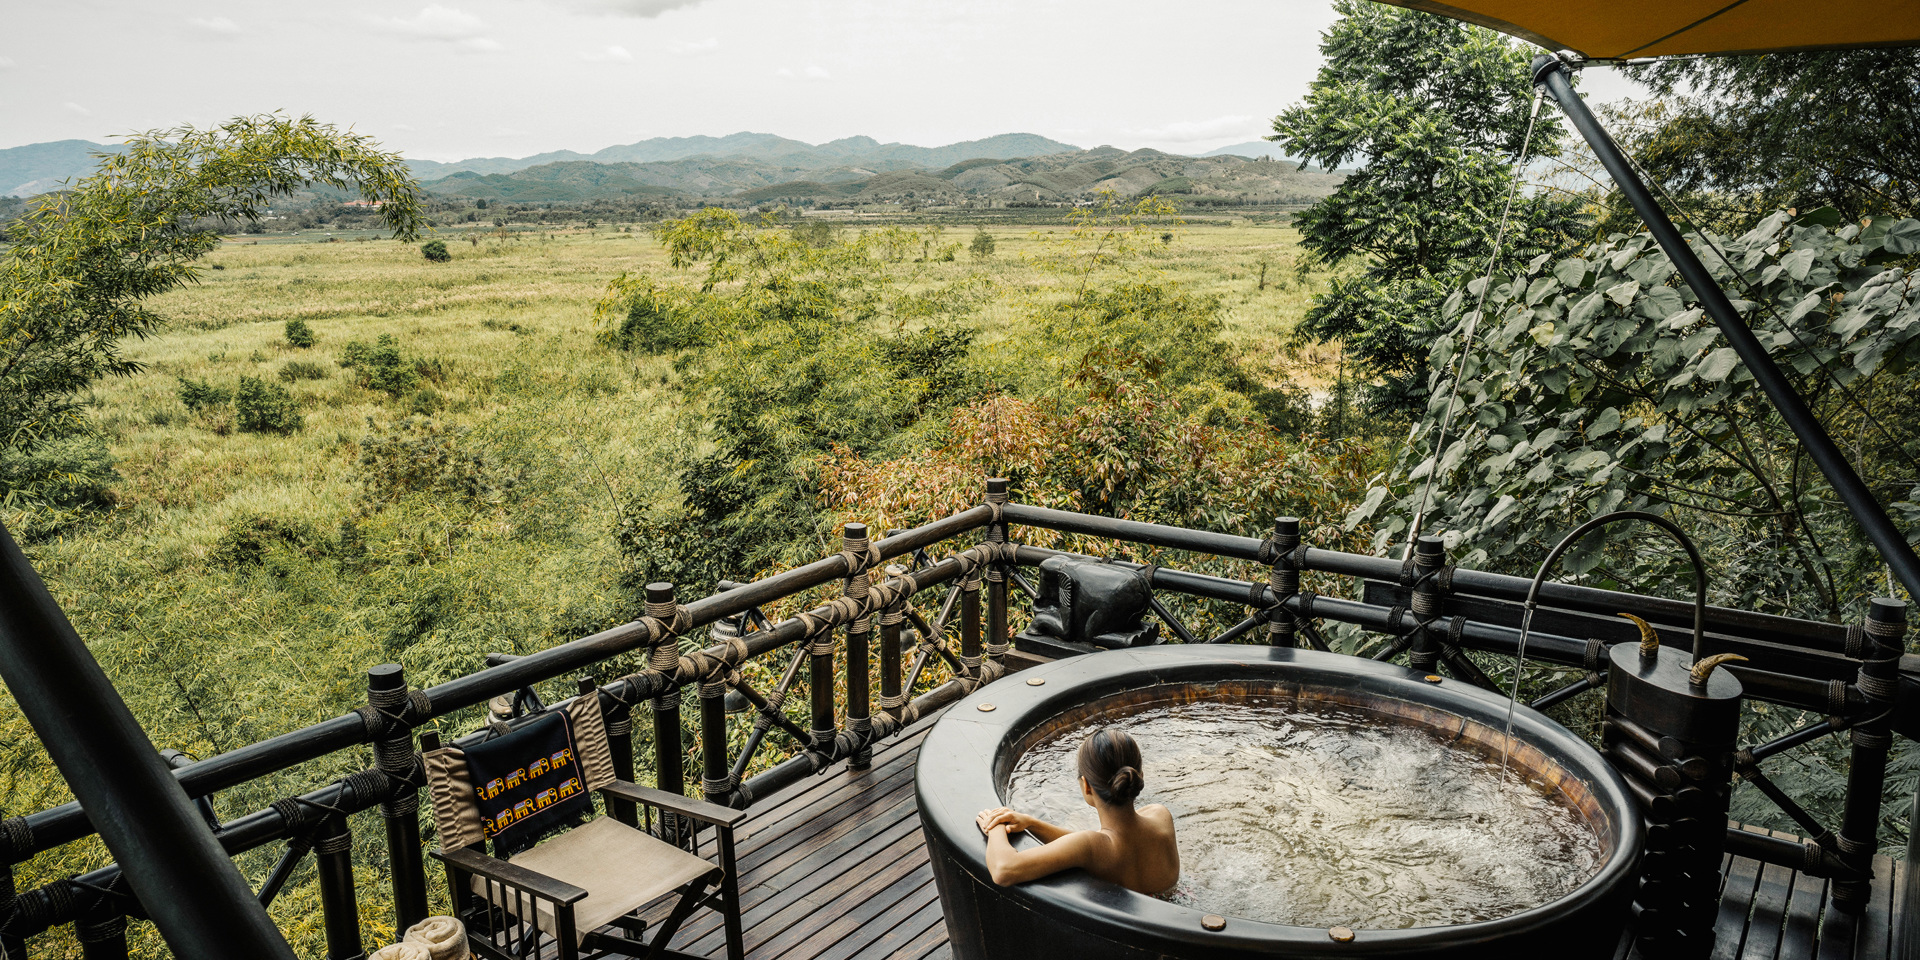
[975,728,1179,895]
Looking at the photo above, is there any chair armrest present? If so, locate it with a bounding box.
[599,780,748,828]
[431,845,589,905]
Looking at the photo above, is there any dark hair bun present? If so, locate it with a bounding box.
[1078,728,1147,805]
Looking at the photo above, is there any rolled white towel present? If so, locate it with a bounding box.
[403,915,471,960]
[369,943,431,960]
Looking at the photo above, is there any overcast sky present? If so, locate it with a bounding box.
[0,0,1641,161]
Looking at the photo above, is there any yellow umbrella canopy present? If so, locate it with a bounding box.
[1381,0,1920,58]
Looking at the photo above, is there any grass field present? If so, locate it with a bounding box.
[5,216,1333,958]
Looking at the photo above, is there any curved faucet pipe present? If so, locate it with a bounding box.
[1522,510,1707,655]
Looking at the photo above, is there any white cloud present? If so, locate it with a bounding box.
[776,64,830,81]
[1124,115,1260,144]
[669,37,718,55]
[580,45,635,62]
[63,101,90,115]
[539,0,707,17]
[0,56,14,69]
[369,6,503,51]
[189,16,242,35]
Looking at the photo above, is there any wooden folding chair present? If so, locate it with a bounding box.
[423,680,744,960]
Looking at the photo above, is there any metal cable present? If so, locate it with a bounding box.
[1408,88,1547,549]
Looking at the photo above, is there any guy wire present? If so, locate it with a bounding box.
[1407,87,1545,551]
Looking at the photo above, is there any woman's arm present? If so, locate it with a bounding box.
[977,807,1074,844]
[981,824,1099,886]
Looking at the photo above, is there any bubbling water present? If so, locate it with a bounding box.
[1003,699,1602,929]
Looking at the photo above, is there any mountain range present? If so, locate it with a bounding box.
[0,132,1336,205]
[423,146,1342,206]
[402,132,1083,180]
[0,132,1082,197]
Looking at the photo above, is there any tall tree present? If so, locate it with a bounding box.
[1610,49,1920,232]
[1270,0,1582,413]
[0,114,422,534]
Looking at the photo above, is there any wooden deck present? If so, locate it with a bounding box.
[647,713,1905,960]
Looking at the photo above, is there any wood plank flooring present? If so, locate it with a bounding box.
[639,715,1903,960]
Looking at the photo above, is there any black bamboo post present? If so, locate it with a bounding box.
[879,564,907,724]
[0,824,24,960]
[984,478,1010,667]
[1833,597,1905,909]
[601,679,638,827]
[75,886,128,960]
[0,520,298,960]
[1408,535,1445,674]
[698,668,731,804]
[1265,518,1302,647]
[842,523,874,772]
[809,563,840,759]
[366,664,428,931]
[645,582,688,845]
[960,565,984,683]
[313,813,361,960]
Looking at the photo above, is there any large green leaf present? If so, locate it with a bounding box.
[1883,219,1920,255]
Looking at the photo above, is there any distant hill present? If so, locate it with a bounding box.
[1,133,1340,206]
[406,132,1082,180]
[424,145,1346,206]
[0,140,128,197]
[1199,141,1300,163]
[0,132,1083,198]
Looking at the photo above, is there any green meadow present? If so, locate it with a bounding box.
[6,216,1338,957]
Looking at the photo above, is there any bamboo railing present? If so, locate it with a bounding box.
[0,478,1914,957]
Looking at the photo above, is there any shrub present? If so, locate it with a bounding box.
[339,335,421,395]
[176,376,231,413]
[278,360,330,382]
[405,387,444,415]
[211,514,323,567]
[421,239,451,263]
[356,417,508,506]
[970,228,995,260]
[284,318,317,348]
[233,376,303,433]
[0,434,119,539]
[598,279,706,353]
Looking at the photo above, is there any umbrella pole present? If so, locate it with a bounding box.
[1532,53,1920,604]
[0,520,298,960]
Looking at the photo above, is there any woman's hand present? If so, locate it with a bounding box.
[976,807,1031,836]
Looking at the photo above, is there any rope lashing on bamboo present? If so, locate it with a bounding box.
[645,594,693,711]
[609,544,994,709]
[982,492,1009,584]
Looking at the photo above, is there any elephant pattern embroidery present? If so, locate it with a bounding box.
[463,710,592,845]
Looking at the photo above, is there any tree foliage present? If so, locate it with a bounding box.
[1613,49,1920,230]
[1352,210,1920,619]
[0,114,421,534]
[1351,209,1920,848]
[1270,0,1581,413]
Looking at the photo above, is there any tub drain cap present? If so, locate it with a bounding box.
[977,703,996,712]
[1329,925,1355,942]
[1200,915,1225,931]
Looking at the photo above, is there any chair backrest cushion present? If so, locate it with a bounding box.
[464,711,593,852]
[423,745,487,851]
